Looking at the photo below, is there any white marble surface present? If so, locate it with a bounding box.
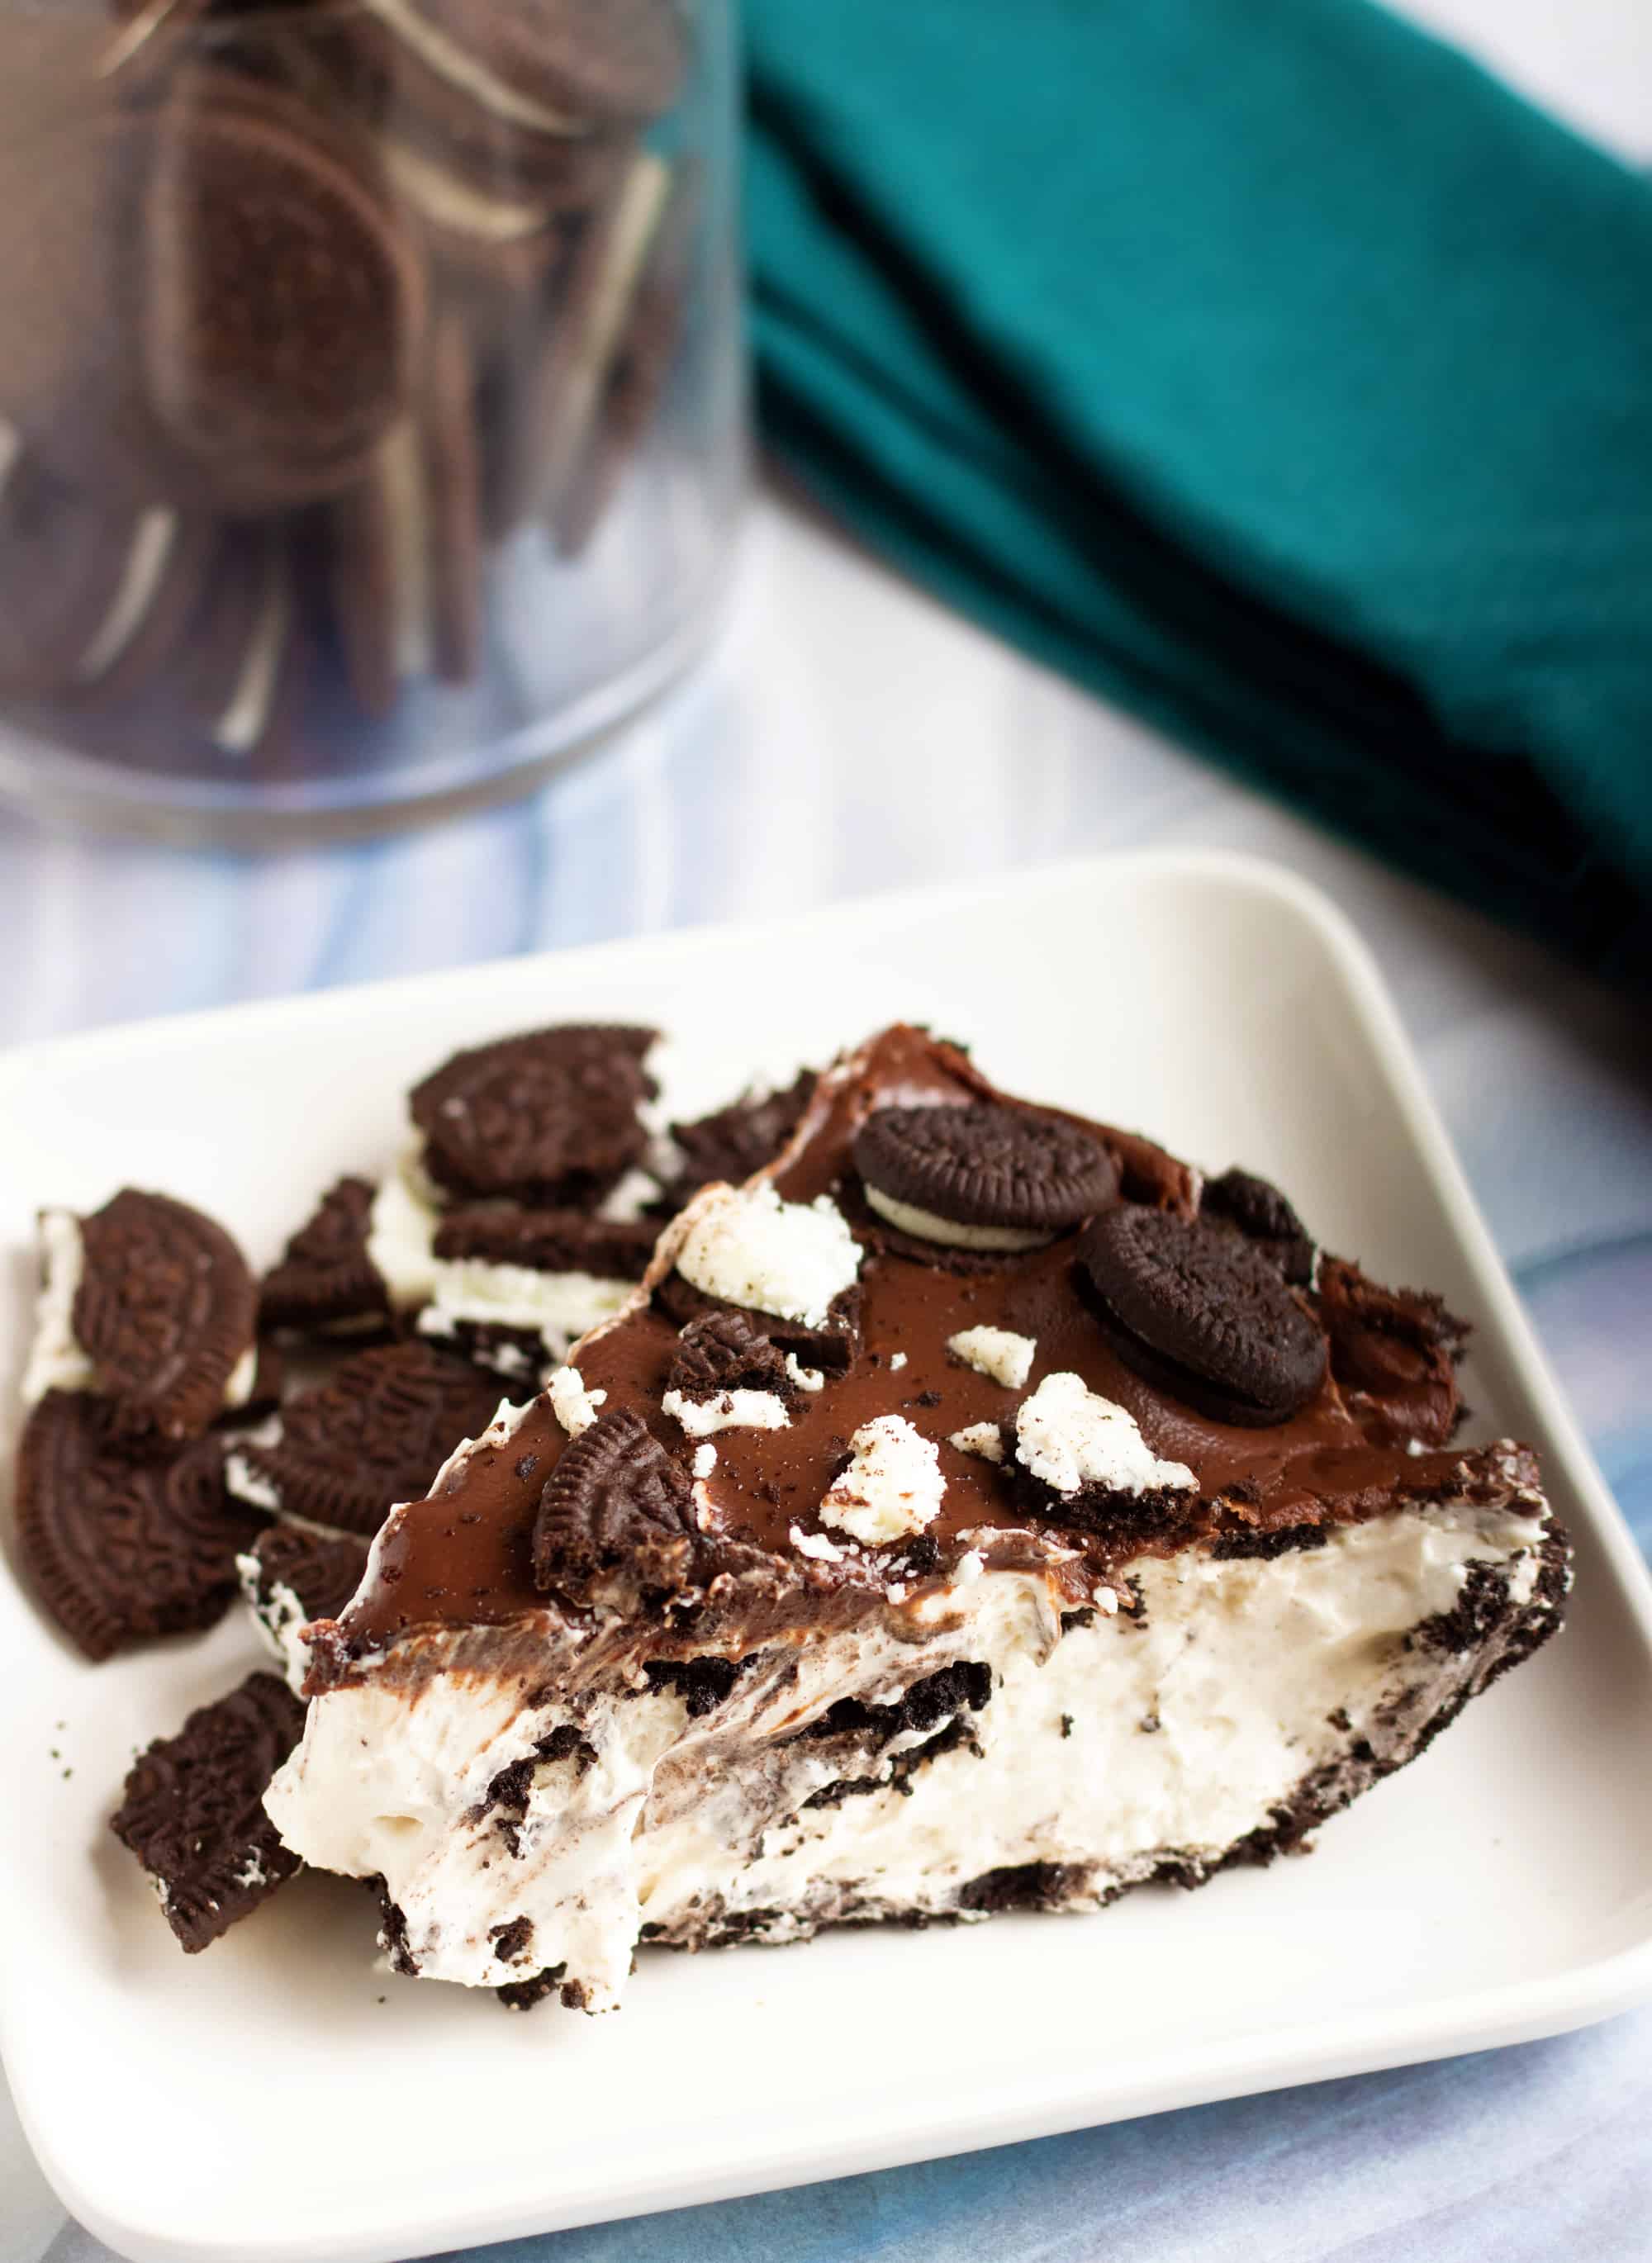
[2,2,1650,2256]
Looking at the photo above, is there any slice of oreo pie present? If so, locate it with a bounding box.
[265,1025,1566,2014]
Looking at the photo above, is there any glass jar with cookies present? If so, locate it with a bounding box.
[0,0,744,839]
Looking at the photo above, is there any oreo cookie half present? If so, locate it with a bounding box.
[1201,1166,1316,1287]
[240,1523,373,1689]
[853,1103,1117,1251]
[531,1406,699,1615]
[64,1188,259,1440]
[409,1022,657,1205]
[17,1392,264,1663]
[110,1671,306,1952]
[661,1069,818,1212]
[229,1340,510,1536]
[1078,1207,1327,1427]
[259,1175,391,1338]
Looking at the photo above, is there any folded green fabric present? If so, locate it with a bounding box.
[743,0,1652,984]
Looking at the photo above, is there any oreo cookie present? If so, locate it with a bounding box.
[357,0,686,142]
[142,70,425,513]
[408,1022,657,1205]
[1201,1167,1316,1287]
[531,1406,699,1615]
[230,1340,510,1536]
[665,1310,798,1408]
[17,1392,264,1663]
[259,1175,392,1337]
[328,308,483,714]
[240,1523,372,1687]
[110,1671,306,1952]
[653,1270,862,1378]
[1078,1207,1327,1427]
[69,1188,259,1440]
[661,1069,818,1212]
[853,1103,1117,1250]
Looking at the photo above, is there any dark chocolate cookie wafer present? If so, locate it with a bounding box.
[143,69,425,512]
[240,1525,371,1685]
[661,1069,817,1211]
[1201,1167,1316,1287]
[854,1103,1117,1247]
[409,1022,657,1205]
[653,1270,862,1378]
[17,1392,264,1663]
[73,1188,259,1440]
[231,1340,513,1535]
[110,1671,306,1952]
[532,1406,699,1614]
[1078,1207,1327,1427]
[431,1206,656,1276]
[664,1309,800,1408]
[259,1175,391,1336]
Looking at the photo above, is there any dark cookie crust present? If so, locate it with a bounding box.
[73,1188,258,1440]
[237,1341,511,1536]
[1078,1207,1327,1426]
[259,1175,390,1336]
[853,1102,1117,1235]
[17,1391,263,1663]
[110,1671,306,1952]
[409,1022,657,1205]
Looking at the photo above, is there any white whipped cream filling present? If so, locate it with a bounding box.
[819,1416,946,1544]
[236,1554,314,1696]
[661,1387,791,1439]
[862,1183,1051,1253]
[948,1325,1037,1390]
[365,1149,442,1312]
[267,1487,1551,2013]
[417,1260,635,1367]
[949,1422,1005,1464]
[675,1182,862,1331]
[20,1209,94,1404]
[1014,1372,1196,1497]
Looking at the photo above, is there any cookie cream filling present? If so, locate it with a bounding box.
[862,1183,1051,1253]
[214,551,291,757]
[948,1326,1037,1390]
[417,1260,635,1364]
[265,1487,1555,2013]
[819,1416,946,1543]
[358,0,590,137]
[365,1151,442,1311]
[236,1554,313,1695]
[20,1209,94,1404]
[384,139,553,244]
[74,509,178,685]
[660,1387,791,1439]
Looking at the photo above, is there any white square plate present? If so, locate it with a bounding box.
[2,852,1650,2263]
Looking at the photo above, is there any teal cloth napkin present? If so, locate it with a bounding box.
[743,0,1652,984]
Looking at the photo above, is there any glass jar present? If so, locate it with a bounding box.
[0,0,744,842]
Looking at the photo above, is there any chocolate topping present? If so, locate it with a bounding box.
[73,1188,258,1440]
[259,1175,389,1334]
[853,1102,1117,1235]
[409,1022,657,1204]
[530,1407,700,1613]
[17,1391,263,1663]
[327,1026,1472,1670]
[432,1206,657,1277]
[110,1671,306,1953]
[1201,1166,1316,1286]
[1078,1207,1327,1426]
[238,1340,512,1537]
[1316,1256,1468,1446]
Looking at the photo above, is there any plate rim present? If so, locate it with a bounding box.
[5,846,1652,2263]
